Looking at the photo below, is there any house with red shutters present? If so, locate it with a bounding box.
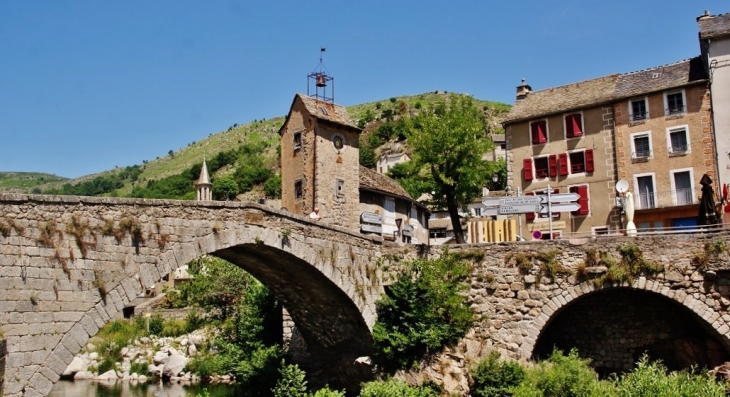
[503,56,716,238]
[503,76,621,238]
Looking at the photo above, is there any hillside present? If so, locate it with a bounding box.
[1,92,510,196]
[0,172,68,193]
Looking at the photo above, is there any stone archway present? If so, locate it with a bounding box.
[530,286,730,375]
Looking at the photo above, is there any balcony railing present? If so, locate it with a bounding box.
[631,150,652,161]
[665,105,686,116]
[633,188,696,210]
[630,112,648,122]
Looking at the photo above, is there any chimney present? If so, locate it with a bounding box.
[697,9,712,22]
[516,79,532,101]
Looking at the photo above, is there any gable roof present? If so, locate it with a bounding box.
[278,94,359,135]
[503,74,619,123]
[699,13,730,39]
[614,57,707,99]
[359,166,427,210]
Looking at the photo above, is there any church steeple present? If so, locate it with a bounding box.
[196,159,212,201]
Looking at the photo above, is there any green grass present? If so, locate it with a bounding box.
[0,172,68,190]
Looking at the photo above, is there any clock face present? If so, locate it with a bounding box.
[332,135,344,150]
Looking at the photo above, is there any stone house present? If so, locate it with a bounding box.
[503,76,620,238]
[613,57,716,232]
[376,151,410,175]
[698,12,730,192]
[279,93,428,244]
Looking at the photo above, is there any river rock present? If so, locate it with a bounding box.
[96,370,119,381]
[74,371,94,380]
[163,351,188,378]
[62,356,88,376]
[89,352,99,361]
[153,351,169,365]
[187,344,197,357]
[148,364,163,377]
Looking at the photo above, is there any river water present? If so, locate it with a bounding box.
[49,380,242,397]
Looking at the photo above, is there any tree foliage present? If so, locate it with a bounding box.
[372,251,474,370]
[359,379,440,397]
[471,351,526,397]
[406,94,494,243]
[213,175,239,200]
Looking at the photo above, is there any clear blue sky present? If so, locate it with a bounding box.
[0,1,724,178]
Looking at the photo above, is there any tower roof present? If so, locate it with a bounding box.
[278,93,360,135]
[196,160,211,186]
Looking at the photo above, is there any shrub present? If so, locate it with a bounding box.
[471,351,526,397]
[359,379,439,397]
[372,251,474,370]
[511,349,605,397]
[611,356,726,397]
[148,315,164,335]
[272,362,308,397]
[312,387,346,397]
[264,174,282,199]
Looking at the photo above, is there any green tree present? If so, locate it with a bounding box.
[406,94,494,243]
[264,174,282,199]
[372,251,474,370]
[213,175,240,200]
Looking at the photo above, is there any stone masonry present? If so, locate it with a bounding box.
[0,194,407,397]
[3,194,730,396]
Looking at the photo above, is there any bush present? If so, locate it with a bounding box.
[272,362,308,397]
[359,379,439,397]
[372,251,474,370]
[511,349,605,397]
[471,351,526,397]
[611,356,726,397]
[148,315,164,335]
[264,174,282,199]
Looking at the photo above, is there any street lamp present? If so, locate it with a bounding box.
[492,173,499,186]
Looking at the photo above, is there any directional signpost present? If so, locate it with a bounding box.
[481,186,582,239]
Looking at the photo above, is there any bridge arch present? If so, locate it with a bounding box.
[0,195,399,397]
[525,280,730,374]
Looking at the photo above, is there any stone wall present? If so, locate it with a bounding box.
[407,234,730,395]
[0,338,6,395]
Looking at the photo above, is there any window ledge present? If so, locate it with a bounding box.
[664,113,685,120]
[629,120,647,127]
[631,157,651,163]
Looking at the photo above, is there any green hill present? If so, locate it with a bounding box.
[0,172,68,192]
[1,92,510,197]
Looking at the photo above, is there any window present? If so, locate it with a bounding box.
[294,180,303,199]
[667,126,689,155]
[293,132,302,150]
[671,169,693,206]
[592,226,610,237]
[534,157,549,179]
[568,149,594,174]
[530,120,548,144]
[634,173,656,209]
[334,178,345,201]
[629,98,648,122]
[564,113,583,138]
[631,131,652,161]
[665,90,686,116]
[569,185,590,216]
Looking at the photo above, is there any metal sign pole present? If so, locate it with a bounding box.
[517,187,522,240]
[547,185,553,238]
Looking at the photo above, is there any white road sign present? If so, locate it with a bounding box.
[539,202,582,213]
[499,204,542,214]
[537,192,581,203]
[500,196,542,206]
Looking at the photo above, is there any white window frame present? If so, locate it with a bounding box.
[533,155,550,180]
[566,149,588,176]
[567,183,591,217]
[591,225,610,237]
[666,124,690,155]
[529,118,549,146]
[664,89,686,117]
[563,111,584,140]
[630,131,653,160]
[628,97,649,122]
[633,172,657,210]
[669,167,694,206]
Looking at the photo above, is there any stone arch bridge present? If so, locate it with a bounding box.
[2,194,730,396]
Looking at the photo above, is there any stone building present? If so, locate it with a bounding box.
[698,11,730,191]
[279,93,429,243]
[503,76,620,238]
[613,57,716,232]
[376,151,410,175]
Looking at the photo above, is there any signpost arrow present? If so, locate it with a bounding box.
[538,192,581,203]
[539,202,581,213]
[482,197,502,207]
[499,204,542,214]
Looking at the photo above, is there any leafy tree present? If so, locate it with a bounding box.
[213,175,239,200]
[359,135,377,169]
[372,251,474,370]
[264,174,282,199]
[360,379,439,397]
[406,94,494,243]
[273,362,309,397]
[168,149,175,157]
[386,161,434,199]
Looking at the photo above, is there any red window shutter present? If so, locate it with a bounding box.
[585,149,594,173]
[523,158,533,181]
[549,155,558,178]
[566,114,583,137]
[525,191,535,221]
[558,153,569,176]
[531,121,547,144]
[570,186,590,216]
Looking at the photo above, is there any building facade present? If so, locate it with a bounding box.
[503,76,620,238]
[698,12,730,190]
[613,57,716,232]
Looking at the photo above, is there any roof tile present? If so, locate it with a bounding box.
[699,13,730,39]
